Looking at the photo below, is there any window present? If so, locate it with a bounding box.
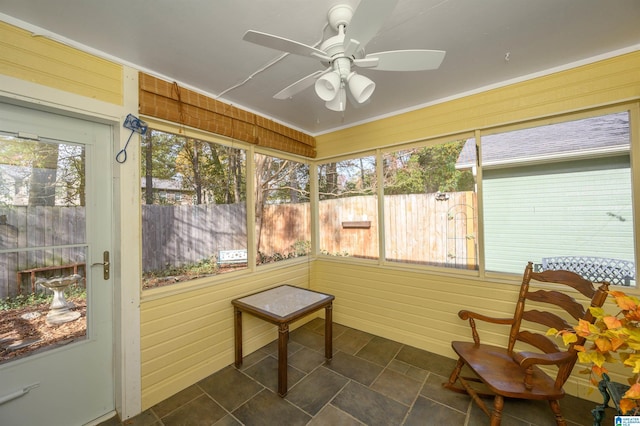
[383,140,477,269]
[318,155,378,259]
[255,153,310,265]
[479,112,636,285]
[141,130,246,289]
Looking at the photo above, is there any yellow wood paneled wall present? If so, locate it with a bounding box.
[0,21,123,105]
[312,259,609,401]
[140,263,313,408]
[316,51,640,158]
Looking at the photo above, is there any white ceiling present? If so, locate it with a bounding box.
[1,0,639,135]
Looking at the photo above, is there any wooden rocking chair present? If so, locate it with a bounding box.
[444,262,610,425]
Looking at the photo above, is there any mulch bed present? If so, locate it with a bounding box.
[0,296,87,364]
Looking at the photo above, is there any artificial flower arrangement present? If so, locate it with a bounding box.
[548,290,640,415]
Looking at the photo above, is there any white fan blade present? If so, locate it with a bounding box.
[353,57,380,68]
[365,50,446,71]
[344,0,399,57]
[243,30,331,62]
[273,69,328,99]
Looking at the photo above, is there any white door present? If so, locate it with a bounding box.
[0,102,114,425]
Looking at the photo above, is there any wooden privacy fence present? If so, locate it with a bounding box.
[142,203,247,272]
[0,192,476,297]
[0,206,86,299]
[142,191,476,272]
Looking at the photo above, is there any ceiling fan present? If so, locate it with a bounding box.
[243,0,446,112]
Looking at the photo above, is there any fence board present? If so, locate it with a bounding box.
[0,206,87,298]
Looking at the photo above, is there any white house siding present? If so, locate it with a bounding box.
[483,155,633,275]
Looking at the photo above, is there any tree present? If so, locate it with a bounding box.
[384,141,474,195]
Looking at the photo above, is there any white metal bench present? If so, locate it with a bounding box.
[540,256,635,286]
[217,249,248,266]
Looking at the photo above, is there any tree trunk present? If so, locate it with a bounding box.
[28,142,58,206]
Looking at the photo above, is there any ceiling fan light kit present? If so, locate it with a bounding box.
[243,0,445,112]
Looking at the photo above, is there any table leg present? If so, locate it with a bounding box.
[278,323,289,397]
[325,302,333,360]
[234,308,243,368]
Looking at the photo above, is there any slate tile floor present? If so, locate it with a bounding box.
[100,319,613,426]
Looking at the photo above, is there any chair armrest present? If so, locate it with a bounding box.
[514,351,575,390]
[458,310,514,344]
[458,310,514,325]
[515,351,574,368]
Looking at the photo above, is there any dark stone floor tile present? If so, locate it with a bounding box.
[306,319,350,340]
[355,336,402,366]
[501,397,563,425]
[243,354,306,393]
[232,389,311,426]
[151,384,203,418]
[288,346,328,373]
[307,405,364,426]
[371,368,422,406]
[160,394,227,426]
[301,317,347,337]
[396,345,457,376]
[561,393,605,426]
[213,414,242,425]
[421,373,470,413]
[325,351,384,386]
[121,410,160,426]
[260,338,304,358]
[466,400,529,426]
[290,326,326,352]
[403,395,467,426]
[287,366,349,415]
[301,317,325,332]
[237,346,271,369]
[97,415,123,426]
[332,381,408,425]
[333,328,374,355]
[198,365,263,411]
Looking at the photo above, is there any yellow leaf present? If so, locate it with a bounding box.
[562,333,578,346]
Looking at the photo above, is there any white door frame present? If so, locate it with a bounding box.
[0,66,143,422]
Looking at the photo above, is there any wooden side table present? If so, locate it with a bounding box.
[231,285,334,397]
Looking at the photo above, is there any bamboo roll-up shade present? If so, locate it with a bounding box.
[139,73,317,158]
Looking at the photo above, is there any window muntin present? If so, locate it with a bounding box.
[255,153,310,265]
[383,140,477,269]
[141,130,247,289]
[318,155,378,259]
[480,112,636,285]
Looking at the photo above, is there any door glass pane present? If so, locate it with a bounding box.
[0,135,87,364]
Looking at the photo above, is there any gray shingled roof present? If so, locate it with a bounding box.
[456,112,630,169]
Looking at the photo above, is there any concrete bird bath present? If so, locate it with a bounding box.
[36,274,82,325]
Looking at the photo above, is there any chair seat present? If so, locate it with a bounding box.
[451,341,564,400]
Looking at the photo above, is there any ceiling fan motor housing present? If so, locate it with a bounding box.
[327,4,353,31]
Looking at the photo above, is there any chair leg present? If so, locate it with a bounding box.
[490,395,504,426]
[548,400,567,426]
[445,358,465,389]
